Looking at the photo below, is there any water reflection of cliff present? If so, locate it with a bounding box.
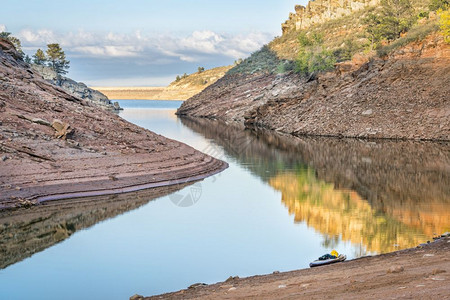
[180,116,450,253]
[0,184,190,269]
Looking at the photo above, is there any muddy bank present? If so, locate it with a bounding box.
[144,235,450,299]
[0,38,227,208]
[177,35,449,141]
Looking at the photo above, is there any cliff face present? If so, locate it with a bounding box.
[282,0,379,33]
[177,31,450,140]
[246,35,450,140]
[31,64,120,111]
[0,38,227,208]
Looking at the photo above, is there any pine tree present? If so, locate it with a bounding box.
[46,43,70,75]
[33,49,47,65]
[364,0,415,46]
[24,55,31,64]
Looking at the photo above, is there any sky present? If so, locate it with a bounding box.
[1,0,308,86]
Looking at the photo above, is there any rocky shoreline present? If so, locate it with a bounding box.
[32,64,121,111]
[0,38,227,209]
[140,234,450,299]
[177,34,450,141]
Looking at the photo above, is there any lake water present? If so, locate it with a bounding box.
[1,100,449,299]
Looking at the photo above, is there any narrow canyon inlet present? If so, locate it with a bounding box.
[1,100,448,300]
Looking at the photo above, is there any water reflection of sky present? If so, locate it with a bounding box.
[1,100,447,300]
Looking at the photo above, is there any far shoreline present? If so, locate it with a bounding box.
[91,86,177,101]
[113,98,184,101]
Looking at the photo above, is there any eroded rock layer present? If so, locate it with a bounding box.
[0,38,227,208]
[177,35,450,141]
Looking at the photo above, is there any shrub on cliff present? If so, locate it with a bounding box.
[227,45,280,75]
[377,20,440,56]
[295,32,336,76]
[276,60,295,74]
[364,0,416,49]
[429,0,449,11]
[439,8,450,43]
[333,39,361,62]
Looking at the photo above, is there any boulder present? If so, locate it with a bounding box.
[52,119,73,140]
[31,64,120,111]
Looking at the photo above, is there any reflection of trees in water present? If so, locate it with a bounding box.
[270,170,433,254]
[0,183,191,269]
[180,116,450,253]
[322,234,340,249]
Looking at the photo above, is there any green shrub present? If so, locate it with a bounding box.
[227,45,281,75]
[296,48,336,74]
[295,31,336,76]
[333,39,361,62]
[429,0,449,11]
[276,60,295,74]
[377,21,440,56]
[418,11,430,19]
[364,0,417,49]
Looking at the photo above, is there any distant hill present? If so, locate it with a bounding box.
[93,65,233,100]
[92,87,166,100]
[154,65,233,100]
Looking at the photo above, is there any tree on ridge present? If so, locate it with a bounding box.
[33,49,47,65]
[46,43,70,76]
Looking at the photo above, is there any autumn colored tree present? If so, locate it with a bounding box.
[439,9,450,44]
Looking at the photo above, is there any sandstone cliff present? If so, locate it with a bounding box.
[0,37,227,208]
[282,0,379,34]
[31,64,120,111]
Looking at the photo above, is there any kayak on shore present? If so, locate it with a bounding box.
[310,251,346,268]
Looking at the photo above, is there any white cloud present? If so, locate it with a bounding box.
[17,28,272,61]
[72,45,142,57]
[0,24,7,32]
[16,28,274,85]
[181,30,224,54]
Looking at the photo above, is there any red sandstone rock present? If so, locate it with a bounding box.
[0,38,227,208]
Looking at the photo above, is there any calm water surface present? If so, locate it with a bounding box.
[0,100,449,299]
